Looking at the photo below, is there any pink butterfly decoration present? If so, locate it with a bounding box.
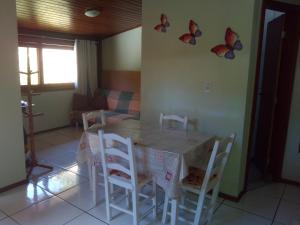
[154,14,170,33]
[179,20,202,45]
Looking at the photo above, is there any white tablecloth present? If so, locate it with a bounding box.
[77,119,214,198]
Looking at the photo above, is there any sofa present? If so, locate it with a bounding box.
[70,88,140,126]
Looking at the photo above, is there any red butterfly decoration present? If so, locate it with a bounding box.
[179,20,202,45]
[154,14,170,33]
[211,28,243,60]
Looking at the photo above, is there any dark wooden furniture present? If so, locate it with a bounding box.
[21,48,53,179]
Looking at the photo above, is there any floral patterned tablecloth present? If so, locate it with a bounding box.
[77,119,214,198]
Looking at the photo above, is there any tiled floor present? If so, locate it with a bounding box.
[0,127,300,225]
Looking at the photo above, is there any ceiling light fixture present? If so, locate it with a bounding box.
[84,8,101,17]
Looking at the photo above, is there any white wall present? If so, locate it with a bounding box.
[282,45,300,182]
[0,0,26,188]
[102,27,142,71]
[24,90,74,132]
[141,0,262,197]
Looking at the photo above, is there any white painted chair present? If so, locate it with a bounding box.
[99,130,157,225]
[82,110,106,131]
[160,113,188,130]
[82,110,106,202]
[162,134,235,225]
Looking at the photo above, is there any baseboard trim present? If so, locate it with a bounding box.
[219,190,245,202]
[34,124,73,135]
[280,178,300,187]
[0,179,28,193]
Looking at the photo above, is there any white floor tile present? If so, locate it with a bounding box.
[54,139,80,153]
[35,139,53,152]
[0,183,53,215]
[282,185,300,206]
[211,205,272,225]
[0,218,19,225]
[89,194,164,225]
[36,132,74,146]
[50,152,78,169]
[12,196,82,225]
[0,211,6,220]
[56,127,83,139]
[275,200,300,225]
[224,188,280,219]
[66,164,89,178]
[37,146,72,162]
[248,183,285,199]
[35,131,61,142]
[29,165,63,181]
[65,213,106,225]
[37,170,87,195]
[57,182,105,211]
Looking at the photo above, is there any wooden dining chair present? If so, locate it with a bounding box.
[160,113,188,130]
[82,110,106,199]
[162,133,235,225]
[98,130,157,225]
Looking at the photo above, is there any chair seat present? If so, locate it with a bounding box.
[182,167,216,189]
[109,169,151,189]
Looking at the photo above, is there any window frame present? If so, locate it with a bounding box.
[19,43,76,92]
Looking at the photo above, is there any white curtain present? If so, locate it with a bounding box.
[75,39,98,96]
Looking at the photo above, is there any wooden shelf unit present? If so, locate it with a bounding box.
[21,48,53,179]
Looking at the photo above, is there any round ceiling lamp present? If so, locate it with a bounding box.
[84,8,101,17]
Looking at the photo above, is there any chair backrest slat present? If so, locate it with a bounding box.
[106,163,131,177]
[103,133,128,145]
[105,147,130,160]
[160,113,188,130]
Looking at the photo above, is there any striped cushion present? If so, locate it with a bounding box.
[99,89,140,117]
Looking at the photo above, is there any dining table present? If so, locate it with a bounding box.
[77,119,215,225]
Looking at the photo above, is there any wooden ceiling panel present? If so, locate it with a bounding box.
[16,0,142,39]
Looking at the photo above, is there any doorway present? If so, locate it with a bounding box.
[246,1,300,191]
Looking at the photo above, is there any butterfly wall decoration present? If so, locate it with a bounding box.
[154,14,170,33]
[179,20,202,45]
[211,27,243,60]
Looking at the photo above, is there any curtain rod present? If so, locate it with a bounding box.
[18,33,75,42]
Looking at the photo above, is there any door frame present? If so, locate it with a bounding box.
[244,0,300,191]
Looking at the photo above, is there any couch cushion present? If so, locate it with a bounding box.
[96,89,140,117]
[90,95,108,110]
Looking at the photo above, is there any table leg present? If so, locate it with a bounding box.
[171,198,178,225]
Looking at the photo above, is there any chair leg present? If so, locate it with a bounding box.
[132,190,139,225]
[105,182,112,223]
[171,199,178,225]
[162,194,169,224]
[87,159,93,190]
[206,186,220,225]
[92,165,97,205]
[152,181,157,219]
[126,189,130,207]
[193,192,206,225]
[110,183,115,200]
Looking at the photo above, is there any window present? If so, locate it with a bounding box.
[18,46,77,91]
[42,49,77,84]
[18,47,39,86]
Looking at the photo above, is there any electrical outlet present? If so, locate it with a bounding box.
[203,81,212,93]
